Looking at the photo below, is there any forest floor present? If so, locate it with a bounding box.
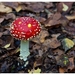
[0,2,75,73]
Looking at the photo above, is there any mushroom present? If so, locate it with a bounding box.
[10,17,41,66]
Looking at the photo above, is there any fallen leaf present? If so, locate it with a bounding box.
[51,33,60,38]
[67,50,75,57]
[5,13,16,20]
[1,35,14,50]
[28,68,41,73]
[0,3,12,13]
[34,57,43,68]
[61,38,74,52]
[28,2,45,13]
[3,2,19,9]
[4,43,10,48]
[53,49,64,64]
[45,2,53,8]
[0,32,3,37]
[62,21,75,36]
[59,67,65,73]
[0,17,4,23]
[57,2,73,14]
[38,50,43,57]
[67,57,74,71]
[62,3,69,11]
[0,48,20,60]
[43,38,61,49]
[65,15,75,20]
[32,29,49,44]
[44,12,68,28]
[44,15,61,27]
[53,12,61,20]
[32,44,41,51]
[0,39,3,46]
[57,54,70,67]
[15,5,22,12]
[53,49,64,56]
[35,16,46,24]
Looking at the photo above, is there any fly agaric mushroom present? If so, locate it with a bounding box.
[10,17,41,65]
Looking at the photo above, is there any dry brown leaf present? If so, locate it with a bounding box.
[53,49,64,56]
[5,13,16,20]
[65,15,75,20]
[15,5,22,12]
[0,32,3,37]
[53,49,64,62]
[59,67,65,73]
[0,48,20,60]
[0,39,3,46]
[2,35,14,50]
[45,19,61,27]
[32,44,41,51]
[57,54,70,67]
[53,12,61,20]
[3,2,19,9]
[67,57,74,71]
[44,12,65,28]
[45,2,53,8]
[34,57,43,68]
[28,2,45,13]
[57,2,73,14]
[43,38,61,49]
[0,3,12,13]
[0,18,4,23]
[35,16,46,24]
[32,29,49,44]
[62,22,75,36]
[51,33,60,38]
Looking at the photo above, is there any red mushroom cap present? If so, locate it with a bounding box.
[10,17,41,40]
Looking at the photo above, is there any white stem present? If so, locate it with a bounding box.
[19,40,30,61]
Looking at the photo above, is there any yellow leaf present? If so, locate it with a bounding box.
[64,38,74,48]
[62,3,68,11]
[62,38,74,51]
[4,43,10,48]
[28,68,41,73]
[15,5,22,12]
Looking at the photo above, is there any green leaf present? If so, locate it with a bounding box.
[62,38,74,52]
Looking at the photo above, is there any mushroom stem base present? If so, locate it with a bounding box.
[20,40,30,61]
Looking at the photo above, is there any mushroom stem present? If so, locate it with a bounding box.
[20,40,30,61]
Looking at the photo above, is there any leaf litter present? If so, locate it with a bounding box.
[0,2,75,73]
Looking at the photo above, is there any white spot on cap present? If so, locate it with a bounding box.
[39,29,40,31]
[16,35,18,37]
[12,31,14,32]
[13,34,15,36]
[30,36,33,38]
[36,32,38,34]
[23,35,25,37]
[21,32,25,34]
[18,32,20,34]
[29,30,32,32]
[11,26,14,29]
